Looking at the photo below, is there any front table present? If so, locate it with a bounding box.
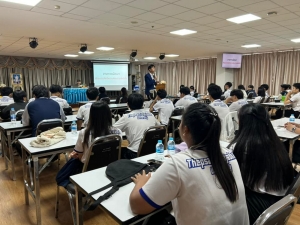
[63,88,88,104]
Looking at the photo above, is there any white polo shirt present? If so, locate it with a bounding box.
[141,148,249,225]
[28,98,35,103]
[0,96,14,106]
[209,99,230,124]
[50,96,70,108]
[253,96,262,103]
[76,101,96,127]
[290,92,300,111]
[175,95,197,108]
[153,98,174,125]
[229,99,248,112]
[114,109,159,152]
[224,89,232,99]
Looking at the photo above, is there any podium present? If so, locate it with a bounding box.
[156,83,166,91]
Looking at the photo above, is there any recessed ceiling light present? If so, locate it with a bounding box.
[227,14,261,24]
[165,54,179,57]
[54,5,60,9]
[241,44,261,48]
[0,0,42,6]
[144,57,157,60]
[78,51,94,54]
[170,29,197,36]
[291,38,300,43]
[96,46,114,51]
[64,54,78,57]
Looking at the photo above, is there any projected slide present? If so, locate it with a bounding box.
[93,63,128,90]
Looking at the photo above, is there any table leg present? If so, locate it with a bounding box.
[289,139,296,161]
[33,156,41,225]
[282,106,286,118]
[1,130,4,158]
[75,185,83,225]
[22,147,29,205]
[172,120,175,139]
[7,133,16,181]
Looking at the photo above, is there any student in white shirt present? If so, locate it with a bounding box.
[130,103,249,225]
[260,84,270,98]
[176,84,184,97]
[253,87,266,103]
[225,89,248,112]
[49,84,70,108]
[281,82,300,118]
[189,85,195,97]
[76,87,99,129]
[175,87,197,108]
[207,84,229,124]
[223,82,232,99]
[150,89,174,126]
[0,87,14,106]
[114,93,159,159]
[238,85,248,99]
[57,101,122,188]
[228,104,294,224]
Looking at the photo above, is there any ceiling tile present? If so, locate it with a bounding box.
[271,0,300,6]
[155,17,184,26]
[92,13,128,22]
[55,0,88,4]
[31,7,64,16]
[109,5,146,17]
[213,9,248,19]
[192,16,221,25]
[207,20,233,28]
[109,0,135,4]
[162,0,180,3]
[193,25,213,32]
[219,24,245,31]
[239,1,279,13]
[173,21,201,29]
[62,13,91,21]
[67,6,105,17]
[127,0,168,10]
[196,2,233,14]
[283,3,300,12]
[35,0,77,12]
[81,0,122,11]
[133,12,167,22]
[265,13,298,22]
[154,4,189,16]
[174,0,216,9]
[172,10,206,21]
[276,18,300,26]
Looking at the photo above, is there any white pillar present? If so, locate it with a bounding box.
[216,54,234,89]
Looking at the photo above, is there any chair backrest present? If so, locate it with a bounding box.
[16,109,24,121]
[137,126,167,157]
[285,173,300,199]
[36,119,63,136]
[247,92,253,99]
[253,194,297,225]
[0,105,6,112]
[100,97,110,104]
[83,134,122,172]
[167,107,184,129]
[220,111,239,143]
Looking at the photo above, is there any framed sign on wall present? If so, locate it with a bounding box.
[10,73,24,91]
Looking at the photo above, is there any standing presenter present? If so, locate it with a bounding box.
[145,64,158,100]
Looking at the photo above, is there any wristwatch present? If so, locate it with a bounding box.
[291,126,297,133]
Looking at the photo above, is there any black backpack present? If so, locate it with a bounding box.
[83,159,159,211]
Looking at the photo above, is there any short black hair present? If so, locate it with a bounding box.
[225,82,232,88]
[49,84,63,94]
[230,89,243,99]
[260,84,269,90]
[1,87,13,96]
[207,85,222,100]
[238,85,245,90]
[128,93,144,110]
[99,87,106,94]
[157,89,167,99]
[33,85,49,98]
[86,87,99,100]
[281,84,291,90]
[148,64,155,71]
[293,83,300,90]
[208,83,215,87]
[13,90,26,102]
[180,84,185,89]
[190,86,195,90]
[248,85,254,89]
[180,87,190,95]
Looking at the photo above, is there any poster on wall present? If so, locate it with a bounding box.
[10,73,24,91]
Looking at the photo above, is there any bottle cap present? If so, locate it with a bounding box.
[11,108,14,110]
[291,114,294,116]
[158,140,162,143]
[169,137,173,141]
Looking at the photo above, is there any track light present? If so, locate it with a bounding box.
[29,37,38,49]
[130,50,137,58]
[159,53,165,60]
[80,44,87,53]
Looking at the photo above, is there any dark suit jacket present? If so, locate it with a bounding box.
[144,73,156,95]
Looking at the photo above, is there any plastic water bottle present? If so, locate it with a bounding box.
[71,121,77,135]
[156,140,164,161]
[10,108,16,125]
[167,137,176,156]
[290,114,295,122]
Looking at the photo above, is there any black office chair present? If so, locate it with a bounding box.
[137,126,167,157]
[15,109,24,121]
[55,134,122,224]
[100,97,110,105]
[253,194,297,225]
[285,173,300,200]
[36,119,63,136]
[63,107,73,116]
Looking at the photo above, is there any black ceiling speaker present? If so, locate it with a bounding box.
[130,50,137,58]
[29,37,38,49]
[80,44,87,52]
[159,53,165,60]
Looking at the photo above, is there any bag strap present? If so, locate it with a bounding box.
[87,182,114,196]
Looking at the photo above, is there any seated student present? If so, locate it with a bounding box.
[144,90,156,108]
[223,82,232,99]
[228,104,294,224]
[253,87,266,103]
[114,93,159,159]
[238,85,247,99]
[0,87,14,106]
[207,85,229,124]
[56,101,122,188]
[22,85,65,136]
[260,84,269,98]
[285,122,300,168]
[149,89,174,126]
[116,87,128,103]
[98,87,108,100]
[176,85,185,97]
[49,84,70,108]
[77,87,99,129]
[175,87,197,108]
[225,89,248,112]
[0,90,27,120]
[129,103,249,225]
[279,84,291,98]
[278,82,300,119]
[246,85,257,97]
[189,85,195,96]
[28,85,37,103]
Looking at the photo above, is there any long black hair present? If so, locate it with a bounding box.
[83,101,112,148]
[182,103,239,203]
[229,104,294,191]
[257,87,266,97]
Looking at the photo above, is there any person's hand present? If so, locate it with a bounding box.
[285,123,296,132]
[131,170,151,186]
[69,151,79,159]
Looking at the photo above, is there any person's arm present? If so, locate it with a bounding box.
[175,98,182,107]
[70,130,84,160]
[59,106,66,122]
[149,97,159,112]
[225,97,233,104]
[22,104,30,126]
[144,74,151,87]
[284,91,293,105]
[285,123,300,134]
[114,116,126,131]
[76,106,83,130]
